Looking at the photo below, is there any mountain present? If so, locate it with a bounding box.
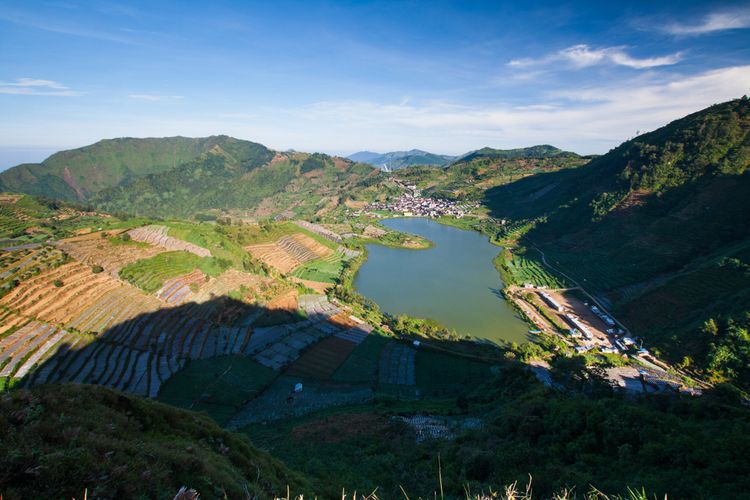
[92,143,380,218]
[347,149,455,170]
[486,97,750,384]
[0,136,233,201]
[453,144,582,165]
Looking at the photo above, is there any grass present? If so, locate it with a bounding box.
[158,354,278,426]
[502,250,569,289]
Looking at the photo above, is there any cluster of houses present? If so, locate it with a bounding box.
[368,193,475,218]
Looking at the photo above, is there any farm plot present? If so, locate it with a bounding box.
[57,232,165,276]
[245,232,333,275]
[0,246,68,297]
[227,375,374,428]
[0,261,125,326]
[158,355,278,426]
[128,225,211,257]
[119,251,203,294]
[253,323,332,370]
[294,220,343,243]
[284,336,358,379]
[291,252,344,283]
[67,285,162,335]
[505,252,569,289]
[379,343,416,386]
[0,320,69,379]
[298,294,342,322]
[332,334,389,384]
[156,269,206,304]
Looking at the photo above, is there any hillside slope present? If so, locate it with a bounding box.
[0,136,237,201]
[93,148,380,218]
[486,97,750,383]
[0,384,305,499]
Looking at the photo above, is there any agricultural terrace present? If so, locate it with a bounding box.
[499,248,570,289]
[245,232,336,274]
[128,225,211,257]
[119,251,216,294]
[0,246,69,298]
[57,231,165,276]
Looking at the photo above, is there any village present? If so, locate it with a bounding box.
[368,188,476,218]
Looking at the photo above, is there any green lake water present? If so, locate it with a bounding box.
[354,218,531,344]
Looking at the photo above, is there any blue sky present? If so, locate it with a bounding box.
[1,0,749,168]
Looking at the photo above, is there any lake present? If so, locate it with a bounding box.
[354,218,531,344]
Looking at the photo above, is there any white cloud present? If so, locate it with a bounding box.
[665,9,750,35]
[128,94,183,101]
[509,44,682,70]
[0,78,80,96]
[0,66,746,156]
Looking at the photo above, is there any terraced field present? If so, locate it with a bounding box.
[0,246,69,297]
[119,251,203,293]
[245,233,334,274]
[58,232,165,276]
[504,251,569,288]
[291,251,344,283]
[128,225,211,257]
[156,269,206,304]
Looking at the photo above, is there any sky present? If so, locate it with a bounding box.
[1,0,750,169]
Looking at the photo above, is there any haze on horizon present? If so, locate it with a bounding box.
[1,0,750,170]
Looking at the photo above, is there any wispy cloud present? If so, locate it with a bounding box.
[0,10,137,44]
[0,78,80,96]
[664,8,750,35]
[128,94,183,101]
[509,44,683,70]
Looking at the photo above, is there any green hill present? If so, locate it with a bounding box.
[0,383,305,499]
[348,149,456,169]
[92,148,380,218]
[454,144,583,164]
[485,97,750,385]
[0,136,238,201]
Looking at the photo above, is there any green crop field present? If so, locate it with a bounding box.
[159,355,278,426]
[119,251,202,293]
[503,251,569,288]
[292,253,344,283]
[332,334,389,384]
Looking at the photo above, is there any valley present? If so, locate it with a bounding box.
[1,98,749,499]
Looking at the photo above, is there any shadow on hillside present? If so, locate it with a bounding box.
[10,297,285,400]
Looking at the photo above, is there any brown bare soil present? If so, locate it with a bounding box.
[58,233,165,275]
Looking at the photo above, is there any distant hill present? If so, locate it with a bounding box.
[92,143,380,218]
[0,136,233,201]
[452,144,582,165]
[348,149,455,170]
[486,97,750,384]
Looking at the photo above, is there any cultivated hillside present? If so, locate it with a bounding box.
[0,136,235,201]
[486,97,750,384]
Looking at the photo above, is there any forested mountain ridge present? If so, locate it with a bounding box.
[92,146,380,218]
[486,97,750,386]
[0,136,236,201]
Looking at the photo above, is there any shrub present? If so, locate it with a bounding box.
[53,279,63,287]
[91,265,104,274]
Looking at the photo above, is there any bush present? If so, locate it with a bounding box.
[91,265,104,274]
[53,279,63,287]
